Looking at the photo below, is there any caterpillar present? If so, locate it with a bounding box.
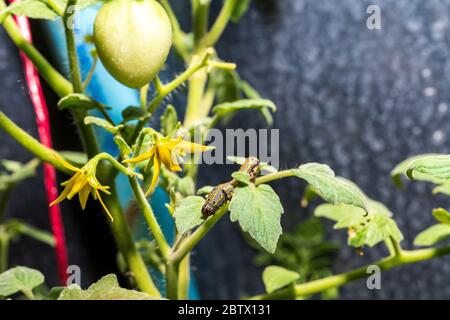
[201,157,261,218]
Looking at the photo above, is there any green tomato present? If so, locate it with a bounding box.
[93,0,173,88]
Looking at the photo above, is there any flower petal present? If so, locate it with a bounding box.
[157,146,181,172]
[123,147,156,164]
[145,156,160,196]
[50,184,72,206]
[78,184,91,210]
[95,189,114,222]
[86,174,110,193]
[174,140,215,154]
[51,152,82,172]
[67,176,88,200]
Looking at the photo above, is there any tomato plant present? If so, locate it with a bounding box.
[0,0,450,302]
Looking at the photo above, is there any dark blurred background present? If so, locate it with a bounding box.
[2,0,450,299]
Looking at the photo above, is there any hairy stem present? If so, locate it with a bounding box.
[255,170,294,185]
[128,177,171,259]
[169,206,228,264]
[166,260,179,300]
[178,254,191,300]
[0,232,9,273]
[105,183,161,297]
[198,0,238,49]
[0,112,71,174]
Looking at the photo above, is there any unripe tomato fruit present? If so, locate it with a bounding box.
[93,0,173,88]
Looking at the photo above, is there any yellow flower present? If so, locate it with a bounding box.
[124,135,214,195]
[50,155,114,222]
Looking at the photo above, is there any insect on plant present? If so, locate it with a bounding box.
[0,0,450,301]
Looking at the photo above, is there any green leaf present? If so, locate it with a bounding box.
[414,224,450,246]
[349,214,403,248]
[0,266,44,298]
[432,208,450,225]
[231,0,251,23]
[211,69,241,104]
[174,196,205,234]
[58,274,158,300]
[315,202,403,248]
[292,163,368,212]
[121,106,149,123]
[229,184,284,253]
[231,171,251,185]
[391,154,445,187]
[262,266,299,293]
[57,93,108,112]
[84,116,122,134]
[213,99,277,126]
[1,0,59,20]
[197,185,214,196]
[406,155,450,181]
[432,181,450,196]
[160,105,179,137]
[177,176,196,197]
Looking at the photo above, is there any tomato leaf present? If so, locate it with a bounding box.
[212,99,277,126]
[315,201,403,248]
[0,266,44,298]
[58,274,158,300]
[84,116,122,134]
[174,196,205,234]
[0,0,59,20]
[262,265,299,293]
[432,208,450,225]
[414,224,450,247]
[229,184,283,253]
[292,163,369,212]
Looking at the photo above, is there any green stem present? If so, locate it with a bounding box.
[0,232,9,273]
[128,50,214,144]
[62,0,99,158]
[193,0,210,43]
[169,206,227,264]
[198,0,238,49]
[249,245,450,300]
[106,183,161,297]
[63,0,82,93]
[82,56,97,92]
[0,187,12,221]
[166,260,179,300]
[140,84,149,110]
[0,0,73,97]
[178,254,190,299]
[128,177,171,259]
[0,112,71,174]
[255,170,294,185]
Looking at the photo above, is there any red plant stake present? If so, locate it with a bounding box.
[10,4,69,284]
